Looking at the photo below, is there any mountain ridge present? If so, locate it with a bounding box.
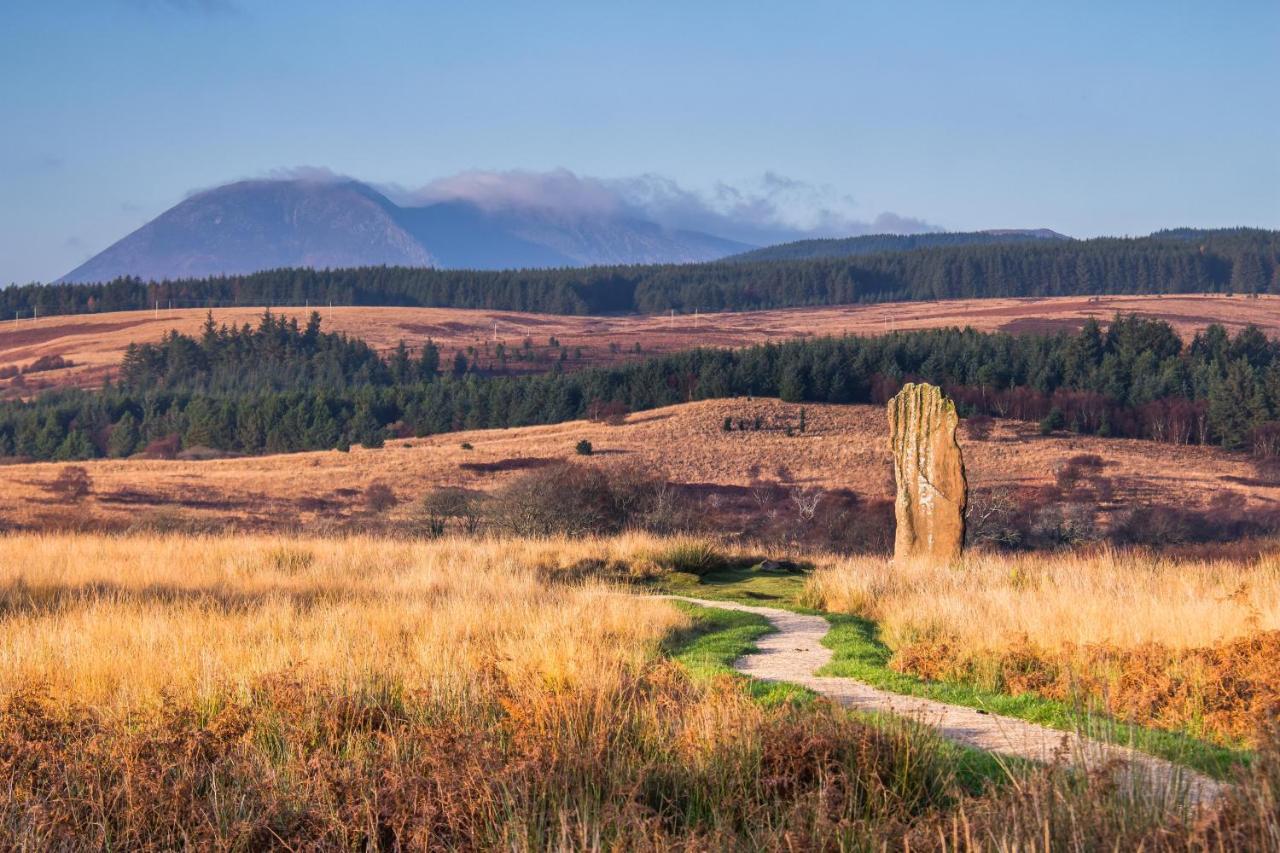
[727,228,1071,263]
[60,178,751,283]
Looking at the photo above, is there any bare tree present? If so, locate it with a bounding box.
[789,484,824,523]
[751,480,781,510]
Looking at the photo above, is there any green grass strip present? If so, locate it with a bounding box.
[657,569,1253,780]
[663,601,1021,794]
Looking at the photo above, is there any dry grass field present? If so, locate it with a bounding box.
[0,531,1278,847]
[0,532,929,847]
[3,398,1277,542]
[5,293,1280,392]
[806,549,1280,743]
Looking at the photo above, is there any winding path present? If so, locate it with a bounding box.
[664,595,1225,805]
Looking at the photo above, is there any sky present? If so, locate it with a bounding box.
[1,0,1278,284]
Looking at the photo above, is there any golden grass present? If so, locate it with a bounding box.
[806,548,1280,740]
[0,532,686,714]
[0,530,992,847]
[807,548,1280,653]
[0,531,1277,845]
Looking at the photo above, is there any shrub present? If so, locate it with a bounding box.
[48,466,92,504]
[23,354,73,374]
[487,462,685,536]
[963,414,994,441]
[417,487,482,536]
[965,487,1023,549]
[1030,503,1098,547]
[460,442,473,450]
[587,400,629,426]
[140,434,182,460]
[575,439,593,456]
[647,540,728,576]
[1039,407,1065,435]
[363,482,398,513]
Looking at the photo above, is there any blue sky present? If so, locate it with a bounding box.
[2,0,1278,283]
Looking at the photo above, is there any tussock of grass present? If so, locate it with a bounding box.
[644,538,733,575]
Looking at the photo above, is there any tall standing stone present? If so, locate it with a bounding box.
[888,382,967,562]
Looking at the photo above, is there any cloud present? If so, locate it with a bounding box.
[262,165,352,184]
[402,168,940,245]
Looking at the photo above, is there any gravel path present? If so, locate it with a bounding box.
[664,594,1225,805]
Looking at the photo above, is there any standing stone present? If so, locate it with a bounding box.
[887,382,967,562]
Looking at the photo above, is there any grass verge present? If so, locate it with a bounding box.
[657,566,1253,780]
[663,600,1022,794]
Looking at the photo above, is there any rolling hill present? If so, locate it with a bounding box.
[727,228,1071,262]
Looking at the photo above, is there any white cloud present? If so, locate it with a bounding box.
[400,168,940,244]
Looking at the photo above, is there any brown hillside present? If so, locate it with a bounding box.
[4,293,1280,393]
[4,398,1276,541]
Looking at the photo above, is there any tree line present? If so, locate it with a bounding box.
[7,311,1280,461]
[2,228,1276,319]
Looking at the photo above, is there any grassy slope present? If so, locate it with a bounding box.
[657,566,1252,780]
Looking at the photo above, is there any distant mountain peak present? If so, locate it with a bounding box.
[60,178,751,283]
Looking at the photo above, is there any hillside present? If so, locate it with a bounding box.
[14,227,1278,319]
[59,178,748,283]
[5,294,1280,394]
[3,398,1275,548]
[727,228,1070,262]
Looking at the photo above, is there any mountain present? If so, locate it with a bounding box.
[60,179,750,283]
[727,229,1070,263]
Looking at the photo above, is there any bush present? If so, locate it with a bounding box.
[963,414,994,441]
[1055,454,1105,490]
[363,482,398,513]
[1030,503,1098,547]
[140,434,182,460]
[417,487,482,536]
[575,439,593,456]
[965,487,1023,549]
[1039,408,1065,435]
[487,462,685,536]
[48,466,92,504]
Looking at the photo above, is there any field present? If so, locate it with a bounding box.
[805,549,1280,743]
[1,531,1278,848]
[4,398,1277,546]
[6,293,1280,392]
[6,299,1280,846]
